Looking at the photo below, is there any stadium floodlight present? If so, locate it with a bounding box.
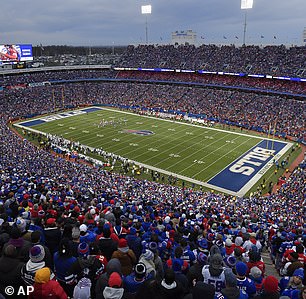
[141,5,152,44]
[241,0,253,45]
[241,0,253,9]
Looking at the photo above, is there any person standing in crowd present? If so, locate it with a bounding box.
[218,269,248,299]
[202,253,226,294]
[280,268,304,298]
[65,242,104,298]
[235,261,256,298]
[111,238,137,276]
[253,275,280,299]
[0,245,24,296]
[97,224,118,261]
[29,267,67,299]
[103,272,125,299]
[95,258,122,299]
[44,217,61,256]
[31,230,52,268]
[159,268,185,299]
[3,226,31,262]
[21,244,53,286]
[124,262,149,296]
[54,238,77,297]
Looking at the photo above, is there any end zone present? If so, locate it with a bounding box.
[207,139,292,196]
[15,107,103,128]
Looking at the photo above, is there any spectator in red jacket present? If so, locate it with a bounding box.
[29,267,67,299]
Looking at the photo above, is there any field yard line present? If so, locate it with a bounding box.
[46,111,152,147]
[15,122,236,194]
[71,119,153,148]
[133,126,216,163]
[176,134,244,174]
[83,115,188,154]
[101,107,288,143]
[193,137,254,179]
[106,120,188,155]
[152,130,227,167]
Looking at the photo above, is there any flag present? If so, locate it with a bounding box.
[40,43,44,51]
[201,36,205,39]
[235,36,239,39]
[273,35,277,39]
[261,35,264,38]
[160,37,163,41]
[223,35,227,39]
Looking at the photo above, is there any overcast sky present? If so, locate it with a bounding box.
[1,0,305,47]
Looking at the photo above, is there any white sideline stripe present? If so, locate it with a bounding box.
[13,123,223,192]
[13,106,293,197]
[15,106,287,143]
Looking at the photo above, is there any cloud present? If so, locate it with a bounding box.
[1,0,305,45]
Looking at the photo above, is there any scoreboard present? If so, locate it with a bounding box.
[0,44,33,64]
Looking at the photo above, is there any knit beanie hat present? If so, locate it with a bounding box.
[225,239,233,247]
[172,259,182,272]
[4,244,17,258]
[225,269,237,287]
[235,237,243,246]
[250,266,262,279]
[135,263,146,278]
[235,261,248,276]
[118,238,129,253]
[143,249,154,261]
[30,245,45,263]
[78,242,89,257]
[197,252,208,266]
[72,227,80,239]
[149,242,158,253]
[16,218,26,233]
[225,255,237,268]
[210,253,223,270]
[129,227,137,235]
[293,268,304,280]
[263,276,279,293]
[109,272,122,287]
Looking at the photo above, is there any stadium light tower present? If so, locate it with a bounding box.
[141,5,152,44]
[241,0,253,45]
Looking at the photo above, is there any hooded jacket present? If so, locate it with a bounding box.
[95,258,122,299]
[29,267,67,299]
[21,260,46,285]
[111,249,137,276]
[103,286,124,299]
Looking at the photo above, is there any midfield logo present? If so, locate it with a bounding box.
[124,129,154,136]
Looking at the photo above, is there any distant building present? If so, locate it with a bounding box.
[171,30,196,45]
[303,27,306,45]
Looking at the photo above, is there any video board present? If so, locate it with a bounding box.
[0,44,33,64]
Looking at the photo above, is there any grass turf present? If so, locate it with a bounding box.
[26,107,269,185]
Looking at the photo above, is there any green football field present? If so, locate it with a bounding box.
[17,107,263,177]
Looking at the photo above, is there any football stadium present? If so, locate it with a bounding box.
[0,2,306,299]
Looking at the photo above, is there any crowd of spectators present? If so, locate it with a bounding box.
[116,71,306,96]
[0,52,305,299]
[2,79,304,141]
[118,44,306,78]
